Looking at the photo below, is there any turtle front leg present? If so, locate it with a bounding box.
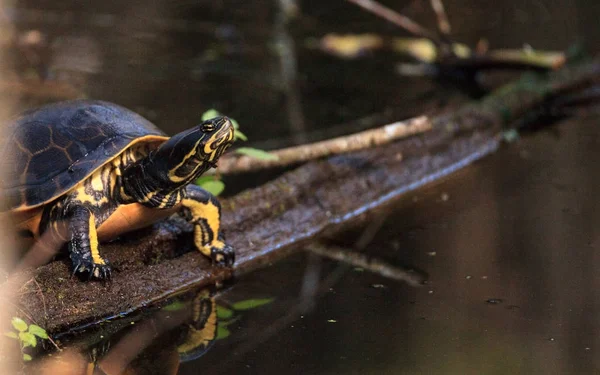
[68,206,112,279]
[180,185,234,266]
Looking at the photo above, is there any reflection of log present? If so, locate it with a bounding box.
[16,57,600,334]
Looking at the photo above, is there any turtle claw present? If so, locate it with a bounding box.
[90,263,112,281]
[210,243,235,267]
[72,259,113,281]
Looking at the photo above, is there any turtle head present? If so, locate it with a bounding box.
[160,116,235,185]
[124,116,234,201]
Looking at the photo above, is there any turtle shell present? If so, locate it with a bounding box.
[0,100,169,211]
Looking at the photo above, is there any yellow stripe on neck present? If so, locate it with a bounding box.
[168,139,203,183]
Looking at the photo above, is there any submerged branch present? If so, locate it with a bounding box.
[306,242,427,287]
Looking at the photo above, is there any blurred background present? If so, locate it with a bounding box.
[1,0,600,374]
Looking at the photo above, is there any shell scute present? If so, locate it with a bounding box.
[1,100,167,210]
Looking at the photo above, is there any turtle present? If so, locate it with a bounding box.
[1,99,235,279]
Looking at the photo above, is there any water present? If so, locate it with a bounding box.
[3,1,600,374]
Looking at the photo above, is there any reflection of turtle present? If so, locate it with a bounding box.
[2,100,235,279]
[87,289,218,374]
[177,289,218,362]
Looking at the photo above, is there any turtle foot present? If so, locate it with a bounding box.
[72,259,112,281]
[209,243,235,267]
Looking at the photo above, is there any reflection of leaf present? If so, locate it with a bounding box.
[4,332,17,339]
[162,301,186,312]
[22,354,32,362]
[198,181,225,196]
[201,109,221,121]
[235,148,278,161]
[216,306,234,319]
[28,325,48,339]
[19,332,36,348]
[232,298,274,311]
[216,326,230,340]
[11,318,27,332]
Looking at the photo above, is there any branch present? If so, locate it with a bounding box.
[430,0,451,35]
[346,0,441,43]
[306,242,427,287]
[217,116,431,174]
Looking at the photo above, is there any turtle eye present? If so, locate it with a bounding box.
[202,122,215,132]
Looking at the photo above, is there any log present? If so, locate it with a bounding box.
[15,57,600,334]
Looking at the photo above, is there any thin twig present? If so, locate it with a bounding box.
[218,115,431,174]
[346,0,440,43]
[430,0,451,35]
[31,278,48,321]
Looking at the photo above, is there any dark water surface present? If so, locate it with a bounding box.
[3,0,600,374]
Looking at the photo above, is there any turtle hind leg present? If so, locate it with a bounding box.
[180,185,234,266]
[68,206,112,280]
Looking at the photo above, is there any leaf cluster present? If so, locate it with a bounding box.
[4,317,49,362]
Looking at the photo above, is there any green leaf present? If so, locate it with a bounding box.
[234,129,248,142]
[195,176,214,185]
[201,109,221,121]
[216,306,234,319]
[22,354,32,362]
[231,298,274,311]
[28,324,49,339]
[19,332,37,348]
[201,110,246,141]
[4,332,18,339]
[162,301,186,312]
[503,129,520,143]
[216,325,230,340]
[197,179,225,196]
[11,318,28,332]
[229,119,247,141]
[235,148,278,161]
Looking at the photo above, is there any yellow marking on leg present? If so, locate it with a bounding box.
[183,199,220,235]
[88,213,105,265]
[182,198,222,256]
